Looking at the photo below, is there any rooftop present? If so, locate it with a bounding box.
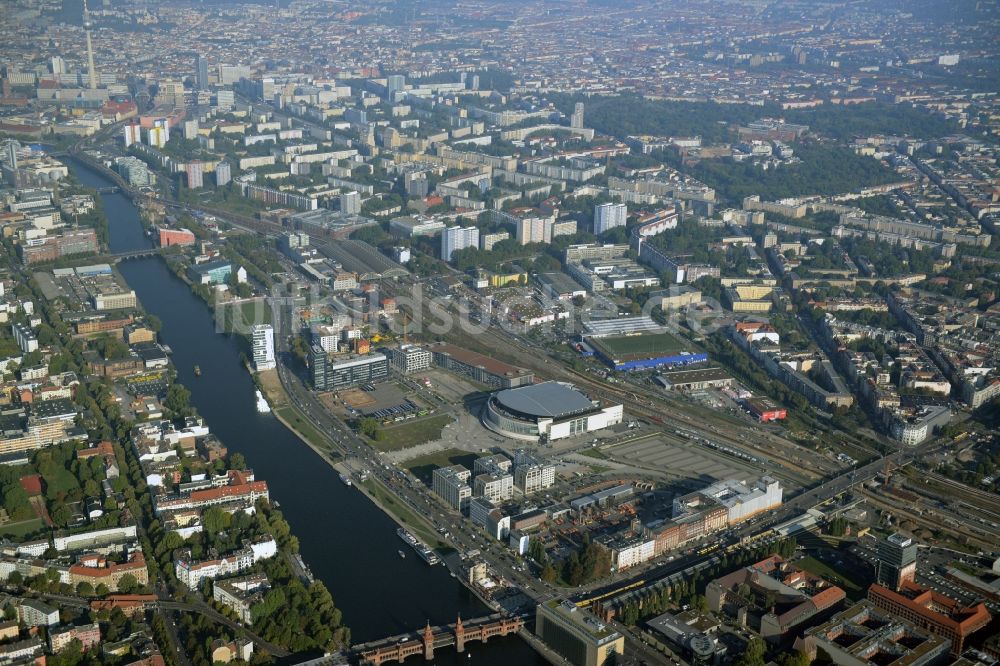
[494,381,595,419]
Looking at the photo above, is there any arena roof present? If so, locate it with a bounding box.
[494,381,594,419]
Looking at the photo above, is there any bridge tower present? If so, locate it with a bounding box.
[455,615,465,653]
[423,621,434,660]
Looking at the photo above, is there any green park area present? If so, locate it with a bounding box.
[274,406,339,461]
[366,414,453,452]
[360,478,449,551]
[795,555,866,599]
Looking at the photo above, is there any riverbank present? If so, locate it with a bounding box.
[65,153,547,662]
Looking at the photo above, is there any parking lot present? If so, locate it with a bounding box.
[609,434,763,483]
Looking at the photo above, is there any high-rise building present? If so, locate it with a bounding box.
[340,191,361,215]
[183,119,199,140]
[594,203,627,235]
[441,226,479,262]
[251,324,275,371]
[516,216,554,245]
[82,0,98,90]
[571,102,585,129]
[123,122,139,148]
[185,161,204,189]
[50,56,65,75]
[215,161,231,188]
[7,142,18,171]
[386,74,405,95]
[195,53,209,90]
[876,533,917,591]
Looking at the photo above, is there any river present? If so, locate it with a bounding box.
[65,158,544,662]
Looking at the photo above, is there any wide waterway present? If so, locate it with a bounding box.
[65,157,545,662]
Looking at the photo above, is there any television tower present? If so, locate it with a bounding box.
[83,0,98,90]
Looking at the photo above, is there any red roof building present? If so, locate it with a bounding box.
[868,582,992,655]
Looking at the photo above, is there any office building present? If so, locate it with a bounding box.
[594,203,626,235]
[389,344,432,374]
[159,227,196,247]
[159,80,186,109]
[251,324,275,371]
[195,53,209,90]
[186,161,204,189]
[215,161,231,187]
[867,582,991,655]
[183,119,199,140]
[215,89,235,110]
[310,347,388,391]
[432,465,472,512]
[571,103,585,129]
[797,601,951,665]
[536,599,624,666]
[441,226,479,262]
[513,450,556,493]
[876,533,917,591]
[340,190,361,215]
[673,477,783,525]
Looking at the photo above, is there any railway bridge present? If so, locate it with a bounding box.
[354,614,525,665]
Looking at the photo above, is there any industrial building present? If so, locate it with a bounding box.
[482,381,623,443]
[655,366,734,391]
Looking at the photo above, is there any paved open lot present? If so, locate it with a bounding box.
[608,434,761,482]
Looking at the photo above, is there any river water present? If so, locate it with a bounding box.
[66,158,543,662]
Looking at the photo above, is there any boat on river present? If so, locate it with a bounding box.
[255,390,270,414]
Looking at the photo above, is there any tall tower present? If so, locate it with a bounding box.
[83,0,98,90]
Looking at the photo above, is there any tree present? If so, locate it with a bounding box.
[735,637,767,666]
[228,452,246,470]
[778,650,812,666]
[95,583,109,597]
[117,573,138,594]
[76,581,94,597]
[165,383,192,416]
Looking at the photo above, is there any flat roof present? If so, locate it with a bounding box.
[429,342,532,379]
[494,381,594,419]
[658,366,733,383]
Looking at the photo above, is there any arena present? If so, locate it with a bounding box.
[482,381,623,442]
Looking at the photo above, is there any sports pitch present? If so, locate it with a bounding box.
[591,331,689,360]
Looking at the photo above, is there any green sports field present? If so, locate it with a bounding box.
[591,332,688,360]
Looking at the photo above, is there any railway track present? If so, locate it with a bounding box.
[424,301,824,486]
